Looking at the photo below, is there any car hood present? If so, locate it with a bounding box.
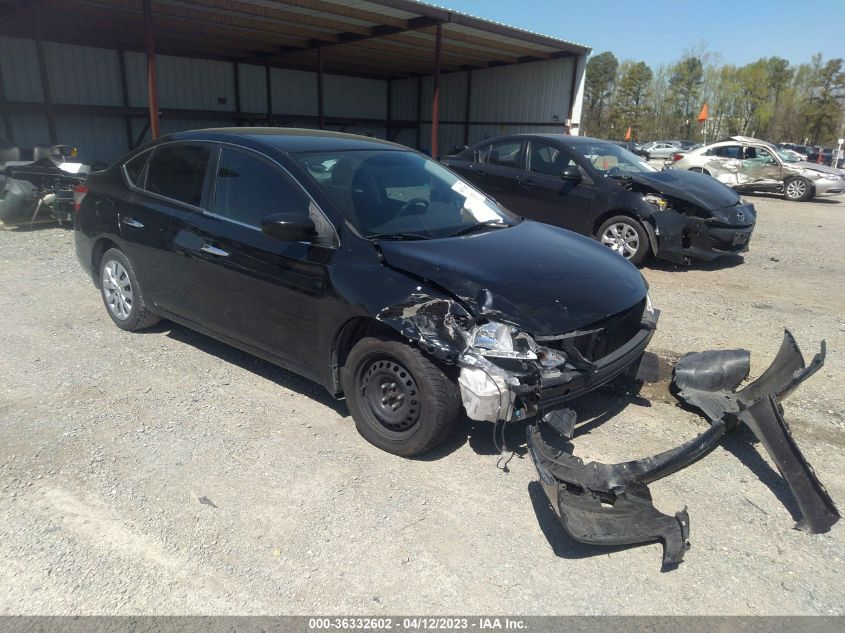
[627,169,740,210]
[794,161,844,177]
[377,220,647,336]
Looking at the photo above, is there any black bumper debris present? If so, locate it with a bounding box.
[527,330,839,568]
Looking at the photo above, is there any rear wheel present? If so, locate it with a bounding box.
[784,176,812,202]
[597,215,649,266]
[342,336,461,457]
[99,248,159,331]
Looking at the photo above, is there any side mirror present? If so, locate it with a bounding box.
[561,165,581,181]
[261,212,316,242]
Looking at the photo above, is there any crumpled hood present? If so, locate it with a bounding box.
[794,161,845,178]
[377,220,647,336]
[629,169,740,210]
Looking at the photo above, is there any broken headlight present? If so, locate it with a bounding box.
[642,291,658,329]
[472,322,538,359]
[643,193,668,210]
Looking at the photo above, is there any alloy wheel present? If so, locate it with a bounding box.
[600,222,640,260]
[102,259,134,320]
[785,179,807,199]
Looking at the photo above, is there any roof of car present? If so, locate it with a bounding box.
[162,127,407,153]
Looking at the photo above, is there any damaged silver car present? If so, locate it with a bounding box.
[670,135,845,201]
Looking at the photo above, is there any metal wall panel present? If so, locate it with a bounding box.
[238,63,266,114]
[55,114,127,164]
[390,77,418,121]
[6,113,49,149]
[392,128,417,149]
[420,71,468,122]
[470,58,573,124]
[324,74,386,119]
[271,67,317,115]
[44,42,122,106]
[0,36,43,102]
[125,52,234,111]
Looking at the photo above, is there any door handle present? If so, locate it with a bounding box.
[122,216,144,228]
[475,169,487,177]
[519,179,535,189]
[200,243,229,257]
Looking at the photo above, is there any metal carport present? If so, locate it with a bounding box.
[0,0,590,163]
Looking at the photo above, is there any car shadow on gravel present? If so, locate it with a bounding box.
[145,321,350,418]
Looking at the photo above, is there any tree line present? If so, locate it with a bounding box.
[581,50,845,147]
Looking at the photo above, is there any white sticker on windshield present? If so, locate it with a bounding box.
[451,180,501,222]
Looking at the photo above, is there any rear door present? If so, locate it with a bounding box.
[512,139,593,233]
[117,142,214,317]
[457,138,526,211]
[171,145,336,374]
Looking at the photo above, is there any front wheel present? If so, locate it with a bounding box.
[597,215,649,266]
[784,176,813,202]
[342,337,461,457]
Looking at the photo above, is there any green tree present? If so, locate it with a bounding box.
[608,61,653,139]
[801,55,845,144]
[667,56,704,138]
[583,51,618,137]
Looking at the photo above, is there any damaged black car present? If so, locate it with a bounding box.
[443,135,756,265]
[75,128,657,457]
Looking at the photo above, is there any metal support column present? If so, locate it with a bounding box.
[316,48,324,130]
[233,61,242,125]
[0,57,13,143]
[463,68,472,146]
[32,5,56,144]
[265,62,273,125]
[118,50,134,149]
[142,0,160,139]
[430,22,442,158]
[415,75,422,149]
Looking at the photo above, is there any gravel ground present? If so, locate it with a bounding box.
[0,193,843,615]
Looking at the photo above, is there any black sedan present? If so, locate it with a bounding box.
[443,135,756,265]
[75,128,657,457]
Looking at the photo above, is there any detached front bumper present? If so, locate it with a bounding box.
[527,330,839,568]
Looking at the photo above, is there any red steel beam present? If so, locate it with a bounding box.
[430,22,441,158]
[142,0,160,139]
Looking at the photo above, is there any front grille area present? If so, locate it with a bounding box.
[542,298,646,362]
[709,233,748,252]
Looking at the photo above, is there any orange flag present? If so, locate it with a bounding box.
[697,103,709,122]
[624,126,632,141]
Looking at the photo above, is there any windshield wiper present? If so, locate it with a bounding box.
[448,220,510,237]
[366,232,432,241]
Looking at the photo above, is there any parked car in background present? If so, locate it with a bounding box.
[611,141,651,160]
[671,136,845,201]
[75,128,663,458]
[639,140,681,159]
[443,134,755,266]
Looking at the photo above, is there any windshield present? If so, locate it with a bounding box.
[777,150,802,163]
[293,149,518,239]
[568,141,658,177]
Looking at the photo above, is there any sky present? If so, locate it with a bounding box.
[438,0,845,67]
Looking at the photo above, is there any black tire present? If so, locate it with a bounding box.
[342,336,461,457]
[783,176,813,202]
[596,215,649,266]
[98,247,159,331]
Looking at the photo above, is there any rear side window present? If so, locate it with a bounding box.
[479,140,521,168]
[124,150,151,186]
[211,147,310,228]
[146,144,211,206]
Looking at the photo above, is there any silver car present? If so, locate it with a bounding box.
[640,140,681,160]
[670,136,845,201]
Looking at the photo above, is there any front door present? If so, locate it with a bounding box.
[461,138,526,211]
[172,145,336,375]
[511,139,594,234]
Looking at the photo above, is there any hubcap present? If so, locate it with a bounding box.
[786,180,806,198]
[600,222,640,260]
[102,259,133,320]
[360,358,420,433]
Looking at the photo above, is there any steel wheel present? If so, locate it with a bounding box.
[359,357,421,435]
[600,221,641,260]
[101,259,133,320]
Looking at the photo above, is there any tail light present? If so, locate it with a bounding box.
[72,183,88,213]
[672,153,683,162]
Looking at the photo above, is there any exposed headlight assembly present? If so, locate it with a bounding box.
[643,193,668,210]
[473,322,537,360]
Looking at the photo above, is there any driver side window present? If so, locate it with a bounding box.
[527,141,573,177]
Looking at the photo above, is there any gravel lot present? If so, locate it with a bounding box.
[1,193,843,615]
